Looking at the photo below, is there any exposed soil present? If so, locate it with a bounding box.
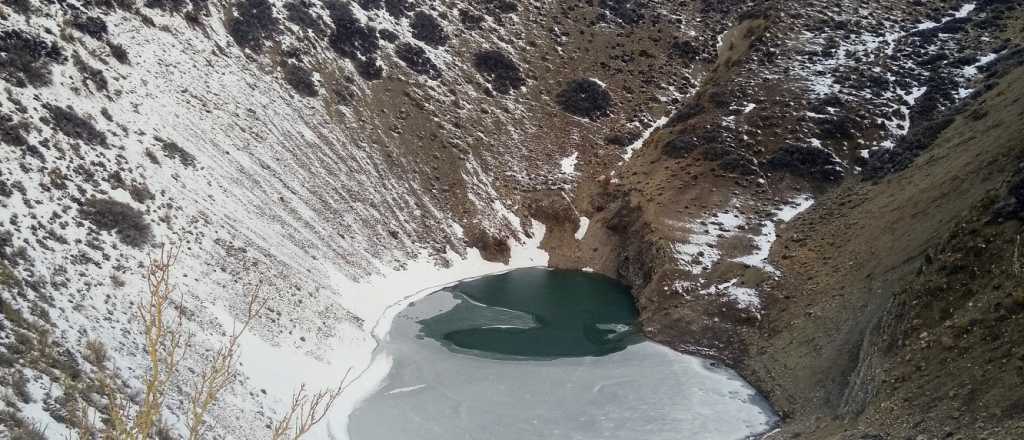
[737,63,1024,440]
[545,1,1024,438]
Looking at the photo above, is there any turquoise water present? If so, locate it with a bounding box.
[418,269,643,359]
[348,268,777,440]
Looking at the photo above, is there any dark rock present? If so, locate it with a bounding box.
[355,0,382,10]
[718,154,760,176]
[815,114,858,141]
[668,101,705,126]
[378,28,400,43]
[465,229,511,264]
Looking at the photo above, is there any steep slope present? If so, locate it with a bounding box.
[1,0,1023,438]
[553,0,1024,437]
[555,0,1020,361]
[742,58,1024,439]
[0,0,731,438]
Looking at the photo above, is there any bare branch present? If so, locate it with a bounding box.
[185,281,269,440]
[269,371,351,440]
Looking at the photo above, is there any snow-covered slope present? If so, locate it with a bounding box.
[0,1,557,438]
[3,0,1017,438]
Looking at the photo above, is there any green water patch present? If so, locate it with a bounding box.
[417,268,644,358]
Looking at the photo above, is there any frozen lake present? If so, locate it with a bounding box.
[348,269,777,440]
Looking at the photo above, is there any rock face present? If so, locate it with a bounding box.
[0,0,1023,438]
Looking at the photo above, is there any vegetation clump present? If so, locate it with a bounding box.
[144,0,190,12]
[0,260,20,290]
[863,115,955,179]
[471,50,525,94]
[78,198,153,248]
[396,42,441,80]
[766,143,844,182]
[326,1,381,61]
[669,39,705,61]
[992,163,1024,221]
[106,41,131,64]
[384,0,410,17]
[2,0,33,15]
[555,79,613,119]
[284,0,325,33]
[477,0,517,16]
[283,61,319,97]
[73,53,109,92]
[598,0,645,25]
[355,57,384,81]
[43,104,107,147]
[157,137,197,167]
[69,13,109,40]
[0,112,31,147]
[459,9,486,29]
[229,0,279,52]
[0,29,67,88]
[410,11,449,47]
[661,135,698,158]
[355,0,381,9]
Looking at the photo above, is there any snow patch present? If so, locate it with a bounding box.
[732,195,815,274]
[672,210,745,275]
[672,195,814,313]
[560,152,579,175]
[622,116,670,161]
[916,3,976,31]
[575,217,590,240]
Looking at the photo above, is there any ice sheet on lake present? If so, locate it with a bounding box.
[348,292,778,440]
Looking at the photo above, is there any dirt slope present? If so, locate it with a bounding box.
[741,62,1024,439]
